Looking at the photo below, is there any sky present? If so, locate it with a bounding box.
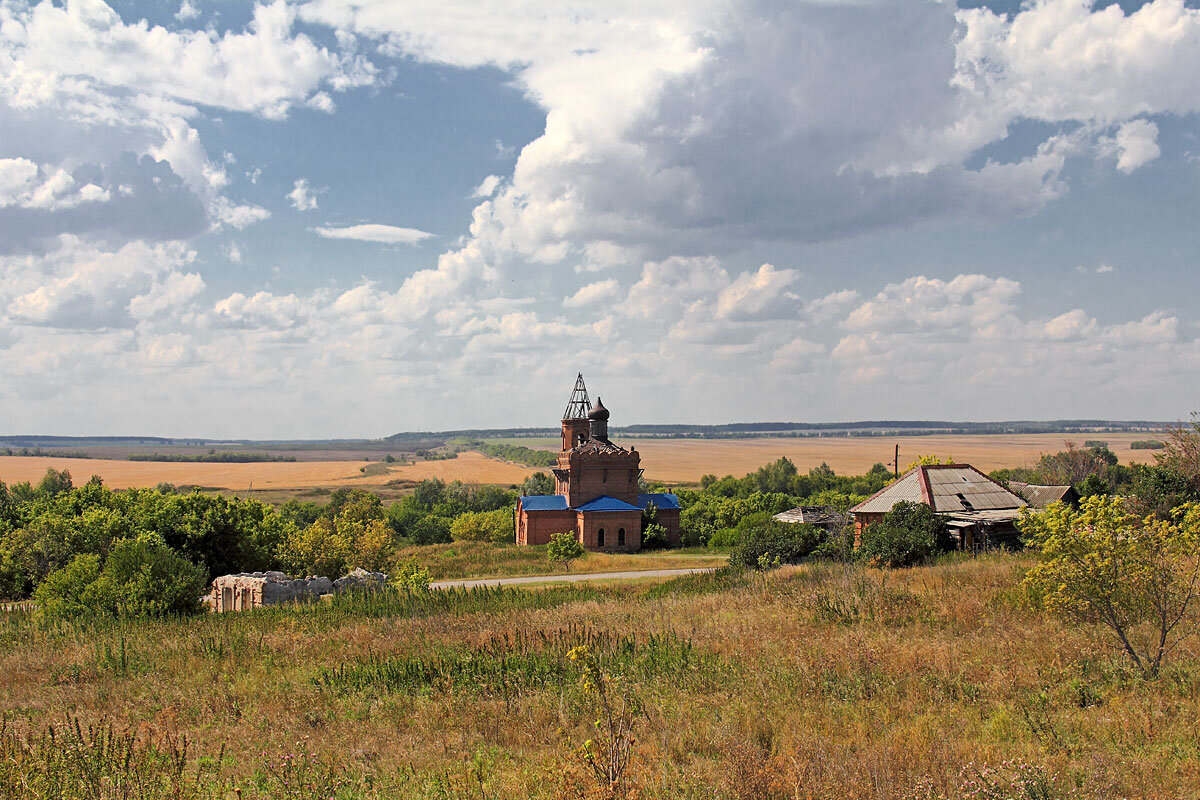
[1,0,1199,438]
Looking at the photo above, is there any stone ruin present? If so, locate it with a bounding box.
[206,567,388,613]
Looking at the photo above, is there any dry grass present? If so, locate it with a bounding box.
[3,555,1197,799]
[403,541,728,581]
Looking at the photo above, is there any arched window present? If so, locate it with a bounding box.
[597,528,605,547]
[618,528,626,546]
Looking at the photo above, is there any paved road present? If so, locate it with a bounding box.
[430,566,717,591]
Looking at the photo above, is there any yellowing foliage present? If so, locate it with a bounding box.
[1020,495,1200,677]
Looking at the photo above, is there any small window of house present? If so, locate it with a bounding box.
[598,528,605,547]
[618,528,626,546]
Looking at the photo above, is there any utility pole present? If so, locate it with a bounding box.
[890,444,899,479]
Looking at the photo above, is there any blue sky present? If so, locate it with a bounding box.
[1,0,1198,438]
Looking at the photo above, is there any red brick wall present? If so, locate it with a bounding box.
[579,510,643,551]
[565,453,641,507]
[519,509,578,546]
[655,508,682,547]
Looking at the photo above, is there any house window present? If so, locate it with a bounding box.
[598,528,605,547]
[602,469,608,483]
[618,528,626,546]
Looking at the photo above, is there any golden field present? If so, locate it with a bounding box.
[633,432,1162,482]
[0,433,1164,491]
[0,450,538,491]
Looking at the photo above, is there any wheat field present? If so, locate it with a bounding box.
[0,433,1164,490]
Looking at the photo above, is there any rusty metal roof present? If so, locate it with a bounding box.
[851,464,1026,515]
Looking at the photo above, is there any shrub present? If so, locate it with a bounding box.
[392,558,432,591]
[731,521,824,569]
[35,538,207,618]
[858,501,950,568]
[450,509,514,543]
[410,515,453,546]
[547,531,584,571]
[641,522,669,550]
[707,527,739,548]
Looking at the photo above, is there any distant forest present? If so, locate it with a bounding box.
[0,419,1176,454]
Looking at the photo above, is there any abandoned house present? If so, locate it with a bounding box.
[207,568,387,613]
[849,464,1028,550]
[1007,482,1079,508]
[515,374,681,551]
[771,505,847,532]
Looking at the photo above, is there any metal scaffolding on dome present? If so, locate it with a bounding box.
[562,373,591,420]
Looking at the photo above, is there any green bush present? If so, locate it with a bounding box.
[547,531,584,570]
[35,538,207,618]
[707,527,739,548]
[858,501,950,568]
[731,521,825,569]
[449,509,514,543]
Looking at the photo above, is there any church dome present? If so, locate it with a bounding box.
[587,397,610,421]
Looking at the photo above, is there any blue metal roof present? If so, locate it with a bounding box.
[574,495,642,512]
[520,495,568,511]
[639,493,680,510]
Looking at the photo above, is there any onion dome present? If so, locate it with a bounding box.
[587,396,610,421]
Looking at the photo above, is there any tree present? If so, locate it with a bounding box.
[522,472,556,496]
[731,520,824,569]
[37,468,73,497]
[1020,496,1200,679]
[859,500,950,568]
[36,538,207,618]
[904,454,954,471]
[1155,413,1200,494]
[547,531,584,571]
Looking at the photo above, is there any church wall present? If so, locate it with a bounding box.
[653,508,682,547]
[566,455,641,507]
[578,510,643,551]
[520,509,579,546]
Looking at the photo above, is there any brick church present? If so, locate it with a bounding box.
[515,375,681,551]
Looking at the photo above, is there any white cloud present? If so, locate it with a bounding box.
[175,1,199,23]
[0,157,111,210]
[288,178,319,211]
[563,279,620,308]
[212,197,271,229]
[471,174,502,198]
[0,0,377,121]
[128,270,205,319]
[1107,119,1162,173]
[1096,264,1115,274]
[226,242,242,263]
[312,223,434,244]
[3,235,197,329]
[714,264,799,321]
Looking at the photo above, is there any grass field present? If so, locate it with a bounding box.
[0,433,1164,492]
[3,555,1197,799]
[400,541,728,581]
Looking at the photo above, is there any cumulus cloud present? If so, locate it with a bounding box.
[3,236,198,329]
[0,0,377,121]
[288,178,319,211]
[312,223,434,244]
[0,157,110,210]
[471,174,501,198]
[1102,119,1162,173]
[563,279,620,308]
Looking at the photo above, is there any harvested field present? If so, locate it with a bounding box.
[634,432,1163,482]
[0,450,537,491]
[1,433,1163,491]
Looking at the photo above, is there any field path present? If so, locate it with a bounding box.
[430,566,717,590]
